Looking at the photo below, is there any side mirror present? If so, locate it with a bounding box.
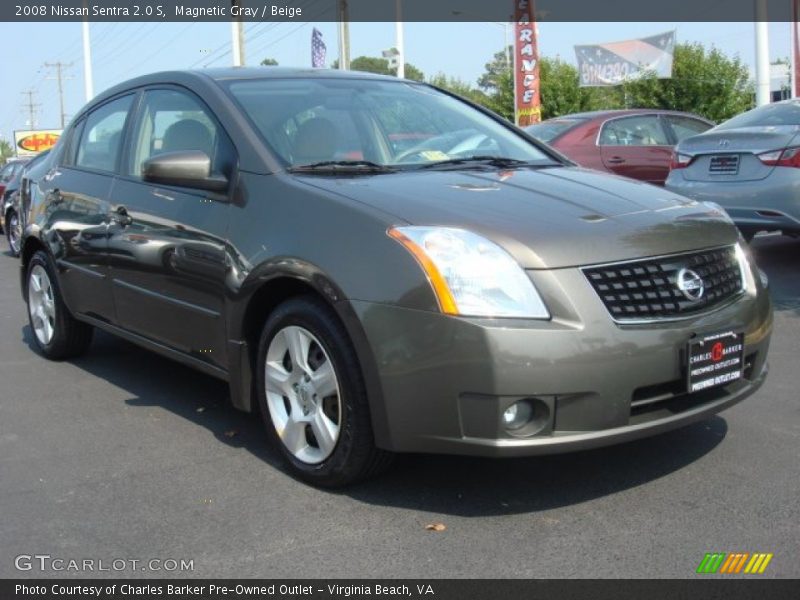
[142,151,228,193]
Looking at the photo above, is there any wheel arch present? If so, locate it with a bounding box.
[227,263,393,450]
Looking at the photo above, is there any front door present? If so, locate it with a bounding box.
[106,87,237,370]
[598,114,673,185]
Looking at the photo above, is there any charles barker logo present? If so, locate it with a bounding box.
[696,552,774,574]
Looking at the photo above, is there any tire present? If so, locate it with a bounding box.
[256,295,393,487]
[25,250,93,360]
[6,210,21,257]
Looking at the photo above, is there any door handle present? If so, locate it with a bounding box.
[110,205,133,227]
[606,157,626,165]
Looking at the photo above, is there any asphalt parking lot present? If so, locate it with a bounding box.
[1,236,798,579]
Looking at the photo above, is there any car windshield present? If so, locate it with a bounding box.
[525,118,587,143]
[715,101,800,130]
[226,78,559,169]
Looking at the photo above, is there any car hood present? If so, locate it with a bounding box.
[295,166,739,269]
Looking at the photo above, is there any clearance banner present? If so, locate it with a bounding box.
[14,129,62,156]
[575,30,675,86]
[513,0,541,126]
[794,0,800,97]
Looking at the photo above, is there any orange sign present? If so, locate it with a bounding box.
[513,0,541,126]
[14,129,62,156]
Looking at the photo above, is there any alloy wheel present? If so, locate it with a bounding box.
[28,264,56,346]
[264,325,342,464]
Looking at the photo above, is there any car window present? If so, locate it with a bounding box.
[227,79,556,168]
[75,95,133,173]
[715,101,800,130]
[666,116,712,142]
[128,88,235,180]
[599,115,670,146]
[1,162,19,182]
[526,118,587,143]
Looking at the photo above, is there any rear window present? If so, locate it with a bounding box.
[716,102,800,130]
[525,119,586,143]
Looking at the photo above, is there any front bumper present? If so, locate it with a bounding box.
[354,258,773,456]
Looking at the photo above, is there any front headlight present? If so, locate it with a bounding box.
[388,226,550,319]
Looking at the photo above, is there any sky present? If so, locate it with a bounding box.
[0,20,793,142]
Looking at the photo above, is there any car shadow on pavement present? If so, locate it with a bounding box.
[345,418,727,516]
[20,321,730,516]
[750,236,800,315]
[21,324,284,471]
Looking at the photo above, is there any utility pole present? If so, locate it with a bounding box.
[337,0,350,70]
[44,61,74,128]
[754,0,770,106]
[231,0,245,66]
[82,18,94,101]
[20,90,41,129]
[395,0,404,78]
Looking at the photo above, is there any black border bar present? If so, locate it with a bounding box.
[3,0,799,23]
[3,579,800,600]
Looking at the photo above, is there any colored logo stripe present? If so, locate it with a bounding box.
[697,553,726,573]
[697,553,773,574]
[744,553,774,574]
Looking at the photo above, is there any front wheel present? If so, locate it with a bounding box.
[26,250,93,359]
[256,296,392,487]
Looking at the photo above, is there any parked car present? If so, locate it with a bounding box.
[3,150,50,256]
[20,69,772,487]
[526,110,713,185]
[0,157,30,223]
[666,99,800,240]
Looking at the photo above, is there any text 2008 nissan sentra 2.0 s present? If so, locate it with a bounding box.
[19,69,772,486]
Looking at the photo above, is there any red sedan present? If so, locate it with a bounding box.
[526,109,713,186]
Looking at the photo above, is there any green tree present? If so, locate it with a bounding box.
[427,73,489,105]
[260,58,279,66]
[539,57,622,119]
[332,56,424,81]
[477,47,512,95]
[620,42,753,122]
[0,139,13,165]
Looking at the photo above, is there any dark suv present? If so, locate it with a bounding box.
[19,69,772,486]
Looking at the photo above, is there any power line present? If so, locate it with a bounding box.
[44,62,75,129]
[20,90,41,129]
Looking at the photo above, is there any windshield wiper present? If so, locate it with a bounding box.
[289,160,398,174]
[418,155,559,170]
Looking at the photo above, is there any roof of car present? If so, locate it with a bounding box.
[200,67,403,81]
[82,67,416,122]
[542,109,710,122]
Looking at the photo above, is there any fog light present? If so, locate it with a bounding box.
[502,401,533,430]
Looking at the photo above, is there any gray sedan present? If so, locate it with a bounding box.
[665,100,800,240]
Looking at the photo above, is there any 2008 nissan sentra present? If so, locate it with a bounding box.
[19,68,772,486]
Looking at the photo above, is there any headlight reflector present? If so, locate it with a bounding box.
[389,226,549,318]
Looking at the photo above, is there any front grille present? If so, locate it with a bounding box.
[583,245,744,322]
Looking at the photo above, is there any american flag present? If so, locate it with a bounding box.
[311,28,326,68]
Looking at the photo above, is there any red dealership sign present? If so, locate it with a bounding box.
[513,0,541,126]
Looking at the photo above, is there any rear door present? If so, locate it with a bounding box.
[38,94,135,322]
[598,114,673,185]
[106,87,236,370]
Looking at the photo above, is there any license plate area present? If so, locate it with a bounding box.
[709,154,739,175]
[687,331,744,393]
